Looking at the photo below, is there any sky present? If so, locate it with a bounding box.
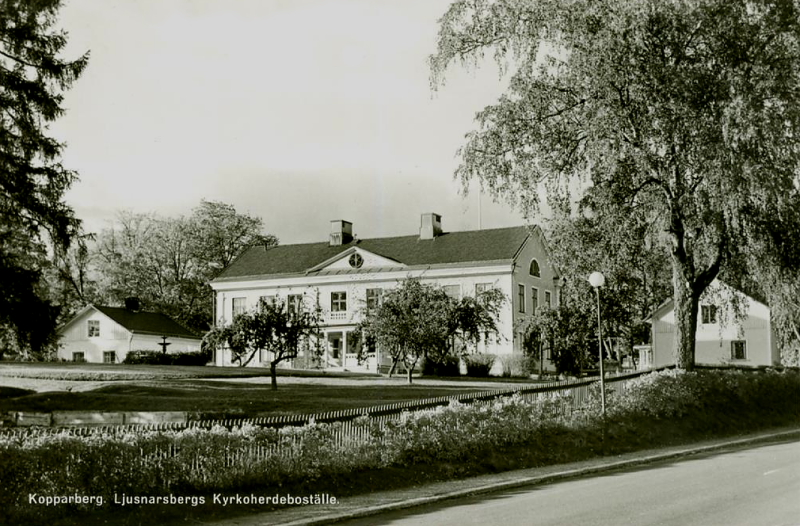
[51,0,525,245]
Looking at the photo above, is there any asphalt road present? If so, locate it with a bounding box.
[339,439,800,526]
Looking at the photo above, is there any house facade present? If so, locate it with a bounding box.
[57,303,203,363]
[209,214,561,372]
[650,280,780,368]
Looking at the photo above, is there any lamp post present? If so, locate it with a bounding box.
[588,271,606,417]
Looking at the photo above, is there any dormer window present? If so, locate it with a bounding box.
[349,253,364,269]
[529,259,541,277]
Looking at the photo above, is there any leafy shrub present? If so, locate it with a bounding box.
[422,355,461,376]
[500,354,535,378]
[586,368,800,433]
[464,353,496,377]
[124,350,173,365]
[123,350,210,366]
[2,368,799,524]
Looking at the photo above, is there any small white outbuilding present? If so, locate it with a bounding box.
[650,280,780,368]
[57,302,203,363]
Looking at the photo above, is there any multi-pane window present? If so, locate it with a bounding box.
[529,259,541,277]
[701,305,717,324]
[443,285,461,299]
[72,352,85,362]
[518,284,526,313]
[366,288,382,310]
[475,283,492,297]
[331,292,347,312]
[259,295,276,307]
[232,297,246,317]
[287,294,304,314]
[532,288,539,314]
[545,290,552,307]
[103,351,116,364]
[731,340,747,360]
[87,320,100,338]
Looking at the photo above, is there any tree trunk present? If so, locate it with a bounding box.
[270,361,278,391]
[539,343,544,377]
[405,357,417,385]
[672,269,699,371]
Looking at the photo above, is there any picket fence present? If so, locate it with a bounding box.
[2,367,666,440]
[2,368,674,486]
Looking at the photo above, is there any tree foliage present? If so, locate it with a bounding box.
[0,0,88,358]
[357,279,504,383]
[202,297,321,389]
[524,305,593,376]
[431,0,800,369]
[91,201,275,332]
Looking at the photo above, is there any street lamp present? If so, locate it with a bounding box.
[588,271,606,417]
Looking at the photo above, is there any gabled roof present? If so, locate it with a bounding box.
[647,279,769,322]
[61,305,201,340]
[213,226,533,282]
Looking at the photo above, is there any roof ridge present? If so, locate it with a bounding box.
[268,224,533,249]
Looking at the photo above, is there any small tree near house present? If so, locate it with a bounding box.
[357,279,453,384]
[357,278,505,383]
[203,297,321,390]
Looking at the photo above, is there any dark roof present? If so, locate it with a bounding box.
[214,226,532,281]
[94,306,201,339]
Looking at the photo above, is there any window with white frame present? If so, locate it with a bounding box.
[331,292,347,312]
[731,340,747,360]
[287,294,304,314]
[103,351,116,364]
[529,259,541,277]
[232,297,246,317]
[701,304,717,324]
[518,284,526,313]
[475,282,492,296]
[72,352,85,362]
[87,320,100,338]
[259,295,276,307]
[532,287,539,314]
[366,288,382,310]
[545,290,552,307]
[442,284,461,299]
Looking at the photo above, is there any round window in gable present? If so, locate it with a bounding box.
[349,253,364,269]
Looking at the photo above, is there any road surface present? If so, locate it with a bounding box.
[340,439,800,526]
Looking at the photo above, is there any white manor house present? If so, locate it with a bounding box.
[209,214,561,372]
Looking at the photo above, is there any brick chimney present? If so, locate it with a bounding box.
[330,220,353,246]
[124,297,141,313]
[419,213,442,240]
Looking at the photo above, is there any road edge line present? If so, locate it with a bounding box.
[276,427,800,526]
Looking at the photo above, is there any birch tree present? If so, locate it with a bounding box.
[431,0,800,369]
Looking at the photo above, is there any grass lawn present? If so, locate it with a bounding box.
[0,362,377,381]
[0,362,546,415]
[0,380,498,414]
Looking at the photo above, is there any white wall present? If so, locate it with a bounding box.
[211,231,560,372]
[652,281,778,367]
[511,230,559,370]
[58,309,202,363]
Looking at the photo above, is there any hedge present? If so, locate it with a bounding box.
[2,368,798,525]
[123,350,210,366]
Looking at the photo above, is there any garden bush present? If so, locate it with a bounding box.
[499,354,535,378]
[2,368,798,525]
[123,350,210,366]
[422,355,461,376]
[464,353,496,377]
